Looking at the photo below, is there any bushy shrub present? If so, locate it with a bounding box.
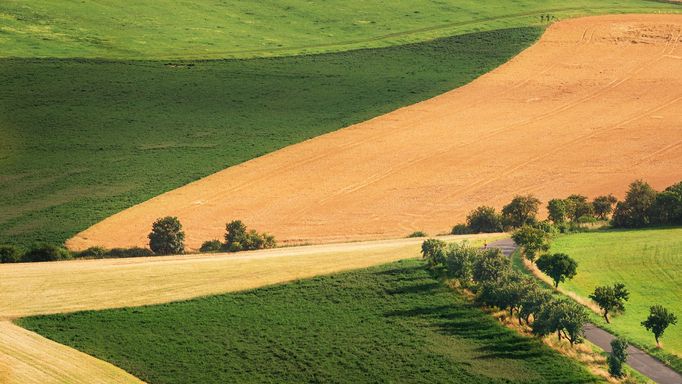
[0,245,23,263]
[23,243,72,262]
[148,216,185,255]
[407,231,427,238]
[76,246,108,258]
[421,239,447,269]
[466,206,503,233]
[200,240,223,253]
[107,247,155,258]
[223,220,276,252]
[451,223,471,235]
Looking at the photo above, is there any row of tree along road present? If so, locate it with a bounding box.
[424,178,681,379]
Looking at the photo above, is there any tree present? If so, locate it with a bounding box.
[532,298,588,346]
[511,225,549,261]
[564,194,593,222]
[472,248,510,282]
[641,305,678,347]
[589,283,629,323]
[535,253,577,288]
[519,285,553,325]
[502,195,541,228]
[444,241,477,282]
[199,240,222,253]
[466,206,503,233]
[224,220,248,251]
[607,338,629,378]
[592,194,618,220]
[451,223,472,235]
[476,272,530,318]
[421,239,447,269]
[148,216,185,255]
[612,180,658,228]
[547,199,567,224]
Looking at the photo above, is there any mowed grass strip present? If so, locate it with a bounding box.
[548,228,682,366]
[20,260,601,384]
[0,0,678,59]
[0,27,541,247]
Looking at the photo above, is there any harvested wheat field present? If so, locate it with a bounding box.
[69,14,682,251]
[0,321,144,384]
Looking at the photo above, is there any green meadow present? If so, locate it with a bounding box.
[0,27,542,247]
[549,228,682,370]
[20,260,601,384]
[0,0,678,59]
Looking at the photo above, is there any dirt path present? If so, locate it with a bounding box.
[489,239,682,384]
[68,14,682,251]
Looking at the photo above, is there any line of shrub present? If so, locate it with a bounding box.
[0,243,155,263]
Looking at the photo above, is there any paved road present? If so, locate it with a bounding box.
[487,239,682,384]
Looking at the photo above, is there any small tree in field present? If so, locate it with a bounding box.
[641,305,678,347]
[607,338,629,378]
[592,194,618,220]
[589,283,629,323]
[511,225,549,261]
[547,199,567,224]
[148,216,185,255]
[564,194,593,222]
[466,206,503,233]
[535,253,577,288]
[473,248,510,283]
[502,195,541,228]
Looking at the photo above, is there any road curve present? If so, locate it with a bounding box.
[488,239,682,384]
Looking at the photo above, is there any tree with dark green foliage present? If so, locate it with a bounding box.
[472,248,510,283]
[444,241,477,282]
[450,223,472,235]
[592,194,618,220]
[532,298,588,346]
[519,285,553,325]
[223,220,276,252]
[199,240,223,253]
[589,283,629,323]
[612,180,658,228]
[0,245,23,263]
[466,206,503,233]
[148,216,185,255]
[607,338,629,378]
[547,199,567,224]
[511,225,549,261]
[22,243,72,262]
[476,272,530,318]
[421,239,447,269]
[650,181,682,225]
[564,195,593,222]
[535,253,577,288]
[502,194,541,228]
[641,305,678,347]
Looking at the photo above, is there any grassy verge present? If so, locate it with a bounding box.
[0,0,678,59]
[19,259,601,383]
[0,27,542,247]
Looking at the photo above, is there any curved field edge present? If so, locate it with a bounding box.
[18,259,602,384]
[0,27,543,247]
[0,1,679,59]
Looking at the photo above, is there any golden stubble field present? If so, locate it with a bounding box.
[68,14,682,252]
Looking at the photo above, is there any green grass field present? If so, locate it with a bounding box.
[0,27,542,247]
[0,1,678,59]
[19,260,601,384]
[549,228,682,368]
